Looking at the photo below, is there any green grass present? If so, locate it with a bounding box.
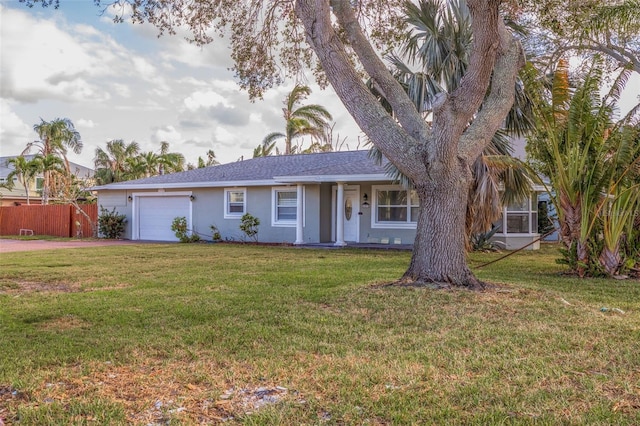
[1,243,639,425]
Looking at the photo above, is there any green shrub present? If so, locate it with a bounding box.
[210,225,222,242]
[537,200,556,236]
[470,227,500,252]
[97,206,127,239]
[239,213,260,242]
[171,217,200,243]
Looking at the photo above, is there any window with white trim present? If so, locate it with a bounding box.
[272,187,303,226]
[224,188,246,218]
[495,194,538,234]
[372,185,419,228]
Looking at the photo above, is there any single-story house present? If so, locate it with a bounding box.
[94,150,542,249]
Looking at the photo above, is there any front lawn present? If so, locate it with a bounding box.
[1,243,638,424]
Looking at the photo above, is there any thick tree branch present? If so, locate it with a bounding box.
[295,0,425,178]
[459,24,524,163]
[431,0,502,162]
[329,0,430,143]
[555,42,640,74]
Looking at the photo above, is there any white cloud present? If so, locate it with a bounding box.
[111,83,132,98]
[183,90,231,111]
[0,7,109,102]
[77,119,96,128]
[132,57,158,81]
[0,100,34,155]
[152,125,182,144]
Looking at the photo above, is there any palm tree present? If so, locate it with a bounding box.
[94,140,141,185]
[136,151,160,178]
[372,0,535,240]
[262,84,333,155]
[123,155,149,180]
[5,155,43,205]
[197,150,219,168]
[157,141,185,175]
[253,139,277,158]
[525,58,640,276]
[38,154,66,202]
[25,118,83,204]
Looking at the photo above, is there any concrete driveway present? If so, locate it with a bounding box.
[0,239,136,253]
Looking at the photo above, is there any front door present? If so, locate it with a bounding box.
[343,189,359,242]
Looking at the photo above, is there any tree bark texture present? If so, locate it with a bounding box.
[296,0,523,288]
[405,164,484,289]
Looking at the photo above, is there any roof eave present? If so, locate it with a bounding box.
[92,179,279,191]
[273,174,391,183]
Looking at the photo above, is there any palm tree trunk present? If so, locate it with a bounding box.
[42,171,50,205]
[558,191,581,249]
[599,244,621,276]
[22,181,30,205]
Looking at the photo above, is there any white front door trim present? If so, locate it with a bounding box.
[331,184,360,244]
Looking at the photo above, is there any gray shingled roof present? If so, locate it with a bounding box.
[94,150,391,190]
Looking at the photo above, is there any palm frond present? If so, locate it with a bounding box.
[262,132,285,146]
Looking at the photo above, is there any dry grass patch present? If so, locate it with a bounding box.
[0,280,80,295]
[4,354,300,424]
[38,315,90,332]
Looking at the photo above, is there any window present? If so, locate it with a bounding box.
[372,185,419,228]
[272,187,303,226]
[224,188,246,218]
[495,194,539,234]
[36,177,44,191]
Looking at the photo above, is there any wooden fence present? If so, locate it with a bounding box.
[0,204,98,238]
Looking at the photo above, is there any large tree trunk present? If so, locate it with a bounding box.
[296,0,522,290]
[404,164,483,289]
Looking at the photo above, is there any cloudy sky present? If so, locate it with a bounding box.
[0,0,364,168]
[1,1,638,169]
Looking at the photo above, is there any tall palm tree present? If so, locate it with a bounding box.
[25,118,83,204]
[372,0,535,239]
[5,155,43,205]
[157,141,185,175]
[262,84,333,155]
[94,140,140,185]
[38,154,66,202]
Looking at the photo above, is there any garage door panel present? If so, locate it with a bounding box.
[138,196,190,241]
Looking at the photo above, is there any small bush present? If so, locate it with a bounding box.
[98,206,127,239]
[239,213,260,242]
[470,227,500,252]
[210,225,222,242]
[171,217,200,243]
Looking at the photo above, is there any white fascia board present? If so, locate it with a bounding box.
[273,174,391,183]
[92,179,278,191]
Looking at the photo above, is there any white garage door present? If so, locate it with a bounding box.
[137,195,191,241]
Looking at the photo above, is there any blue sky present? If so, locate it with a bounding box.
[0,0,363,167]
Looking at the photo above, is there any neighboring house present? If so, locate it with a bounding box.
[0,155,94,206]
[94,150,542,249]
